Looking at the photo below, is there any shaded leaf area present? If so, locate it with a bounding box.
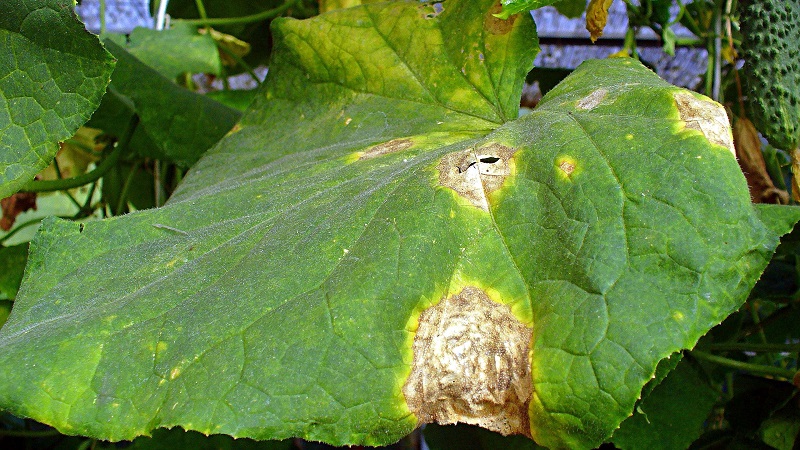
[0,0,115,198]
[0,2,797,450]
[106,23,223,80]
[610,358,717,450]
[87,40,241,167]
[0,243,27,301]
[423,423,545,450]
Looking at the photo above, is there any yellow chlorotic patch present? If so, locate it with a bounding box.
[625,133,634,140]
[672,311,685,321]
[403,286,533,437]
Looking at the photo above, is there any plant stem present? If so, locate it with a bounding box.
[155,0,170,30]
[52,157,84,210]
[217,44,261,86]
[178,0,298,26]
[116,161,142,215]
[0,428,61,438]
[712,2,722,101]
[99,0,107,35]
[702,342,800,353]
[75,181,99,220]
[691,350,797,379]
[0,217,43,245]
[21,115,139,194]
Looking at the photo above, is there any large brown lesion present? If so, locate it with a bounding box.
[403,287,533,437]
[437,143,517,211]
[673,92,735,155]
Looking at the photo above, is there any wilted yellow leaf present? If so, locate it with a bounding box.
[586,0,614,42]
[200,28,251,67]
[37,127,103,187]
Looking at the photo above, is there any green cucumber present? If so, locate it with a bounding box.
[738,0,800,151]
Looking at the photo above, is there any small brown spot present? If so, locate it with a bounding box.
[559,161,576,176]
[403,287,532,437]
[359,139,413,160]
[437,144,516,211]
[673,92,734,155]
[485,2,517,35]
[576,89,607,110]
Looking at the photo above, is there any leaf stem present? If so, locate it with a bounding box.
[99,0,107,36]
[691,350,797,379]
[216,44,261,86]
[52,157,83,210]
[177,0,298,26]
[21,115,140,194]
[116,161,142,215]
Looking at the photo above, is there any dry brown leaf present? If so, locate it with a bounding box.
[37,127,102,184]
[586,0,614,42]
[1,192,37,231]
[734,116,789,204]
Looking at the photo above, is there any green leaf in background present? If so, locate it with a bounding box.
[206,89,259,112]
[496,0,563,19]
[89,40,241,167]
[0,0,115,198]
[610,358,718,450]
[0,0,799,449]
[555,0,587,18]
[108,23,223,80]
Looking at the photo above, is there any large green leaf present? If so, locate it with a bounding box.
[0,0,115,198]
[0,0,798,449]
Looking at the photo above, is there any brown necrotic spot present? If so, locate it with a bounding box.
[673,91,734,155]
[437,144,516,211]
[485,2,517,35]
[403,287,533,437]
[359,138,413,160]
[559,160,576,176]
[576,88,608,110]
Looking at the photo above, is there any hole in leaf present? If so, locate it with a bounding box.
[479,156,500,164]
